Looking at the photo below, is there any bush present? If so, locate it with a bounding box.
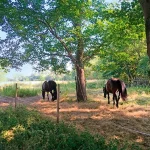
[0,107,141,150]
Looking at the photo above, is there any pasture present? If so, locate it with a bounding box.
[0,80,150,149]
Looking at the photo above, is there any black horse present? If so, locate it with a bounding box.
[103,78,127,108]
[42,80,57,101]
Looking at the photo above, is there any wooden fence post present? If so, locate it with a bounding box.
[15,83,18,108]
[57,84,60,123]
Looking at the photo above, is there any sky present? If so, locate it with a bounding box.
[0,0,117,79]
[0,30,35,79]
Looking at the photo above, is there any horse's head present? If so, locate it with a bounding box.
[121,87,127,101]
[103,86,107,98]
[51,89,57,101]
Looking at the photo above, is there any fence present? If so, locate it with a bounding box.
[125,78,150,87]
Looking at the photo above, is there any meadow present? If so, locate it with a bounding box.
[0,80,150,150]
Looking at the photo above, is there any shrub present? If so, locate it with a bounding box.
[0,107,141,150]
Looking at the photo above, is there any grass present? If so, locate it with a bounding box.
[1,80,150,104]
[128,86,150,95]
[0,106,141,150]
[0,85,40,97]
[0,81,147,149]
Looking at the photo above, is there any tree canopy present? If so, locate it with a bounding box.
[92,0,148,82]
[0,0,106,72]
[0,0,149,85]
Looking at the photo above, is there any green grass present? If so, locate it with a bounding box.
[1,80,150,100]
[128,86,150,95]
[86,80,106,89]
[135,99,150,105]
[59,81,76,93]
[0,85,40,97]
[0,106,141,150]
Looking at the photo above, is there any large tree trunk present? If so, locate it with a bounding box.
[139,0,150,57]
[75,66,87,101]
[75,25,87,101]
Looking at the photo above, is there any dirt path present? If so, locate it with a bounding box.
[0,94,150,149]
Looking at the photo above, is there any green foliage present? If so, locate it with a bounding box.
[0,106,140,150]
[59,82,76,99]
[0,0,106,72]
[87,80,105,89]
[0,86,39,97]
[136,99,150,106]
[136,55,150,77]
[93,0,147,81]
[0,86,16,97]
[18,88,39,97]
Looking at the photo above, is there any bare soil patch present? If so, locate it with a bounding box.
[0,93,150,149]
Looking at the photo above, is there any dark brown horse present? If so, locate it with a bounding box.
[42,80,57,101]
[103,78,127,108]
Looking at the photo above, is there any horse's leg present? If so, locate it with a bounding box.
[50,91,54,101]
[118,92,120,100]
[47,92,49,101]
[113,94,116,107]
[42,91,45,100]
[116,97,119,108]
[108,93,110,104]
[116,92,120,108]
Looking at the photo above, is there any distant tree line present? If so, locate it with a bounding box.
[6,68,102,82]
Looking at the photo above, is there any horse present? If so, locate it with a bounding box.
[42,80,57,101]
[103,78,127,108]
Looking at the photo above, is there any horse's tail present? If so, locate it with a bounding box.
[118,80,127,101]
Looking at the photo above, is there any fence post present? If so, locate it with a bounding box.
[57,84,60,123]
[15,83,18,108]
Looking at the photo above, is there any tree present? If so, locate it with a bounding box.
[93,0,147,83]
[0,0,106,101]
[139,0,150,57]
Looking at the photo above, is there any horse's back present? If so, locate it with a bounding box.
[106,78,121,93]
[48,80,57,90]
[110,78,127,100]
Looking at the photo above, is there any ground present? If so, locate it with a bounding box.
[0,91,150,150]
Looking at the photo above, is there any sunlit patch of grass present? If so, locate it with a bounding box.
[123,94,150,107]
[2,125,26,142]
[136,99,150,106]
[2,130,14,142]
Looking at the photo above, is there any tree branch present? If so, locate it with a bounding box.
[41,51,69,58]
[38,18,78,66]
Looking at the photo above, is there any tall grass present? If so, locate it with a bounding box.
[0,80,150,99]
[0,85,40,97]
[59,81,76,93]
[0,107,141,150]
